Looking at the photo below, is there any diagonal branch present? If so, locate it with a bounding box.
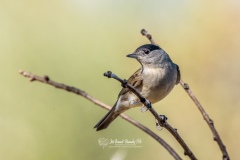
[141,29,230,160]
[180,80,229,160]
[104,71,197,160]
[19,70,182,160]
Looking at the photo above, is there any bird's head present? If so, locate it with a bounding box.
[127,44,169,67]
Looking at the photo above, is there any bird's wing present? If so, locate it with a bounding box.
[118,68,143,97]
[176,64,181,84]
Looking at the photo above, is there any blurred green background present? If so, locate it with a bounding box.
[1,0,240,159]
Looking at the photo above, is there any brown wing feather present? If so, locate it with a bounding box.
[118,68,143,97]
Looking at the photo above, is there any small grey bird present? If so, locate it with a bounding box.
[94,44,180,131]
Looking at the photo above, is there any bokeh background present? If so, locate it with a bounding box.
[1,0,240,159]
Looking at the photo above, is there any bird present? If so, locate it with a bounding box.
[94,44,180,131]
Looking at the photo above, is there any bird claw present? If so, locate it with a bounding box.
[141,105,149,112]
[155,115,167,131]
[155,119,163,131]
[160,115,168,121]
[140,100,151,112]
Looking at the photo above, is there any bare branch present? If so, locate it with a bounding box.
[141,29,158,45]
[104,71,197,160]
[180,80,230,160]
[19,70,182,160]
[141,29,230,160]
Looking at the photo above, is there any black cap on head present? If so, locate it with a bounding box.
[136,44,160,52]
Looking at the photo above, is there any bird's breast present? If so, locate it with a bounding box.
[141,65,177,103]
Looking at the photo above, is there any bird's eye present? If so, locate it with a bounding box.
[143,49,150,54]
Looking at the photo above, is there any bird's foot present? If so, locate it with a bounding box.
[141,105,149,112]
[155,115,168,130]
[141,99,152,112]
[156,120,163,131]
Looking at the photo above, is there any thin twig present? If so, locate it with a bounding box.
[141,29,158,45]
[141,29,230,160]
[104,71,197,160]
[19,70,182,160]
[180,80,229,160]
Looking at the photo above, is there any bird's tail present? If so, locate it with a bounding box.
[94,103,123,131]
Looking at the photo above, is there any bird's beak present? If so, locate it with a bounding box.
[126,53,137,58]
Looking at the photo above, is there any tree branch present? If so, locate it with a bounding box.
[180,80,229,160]
[19,70,182,160]
[141,29,230,160]
[141,29,158,45]
[104,71,197,160]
